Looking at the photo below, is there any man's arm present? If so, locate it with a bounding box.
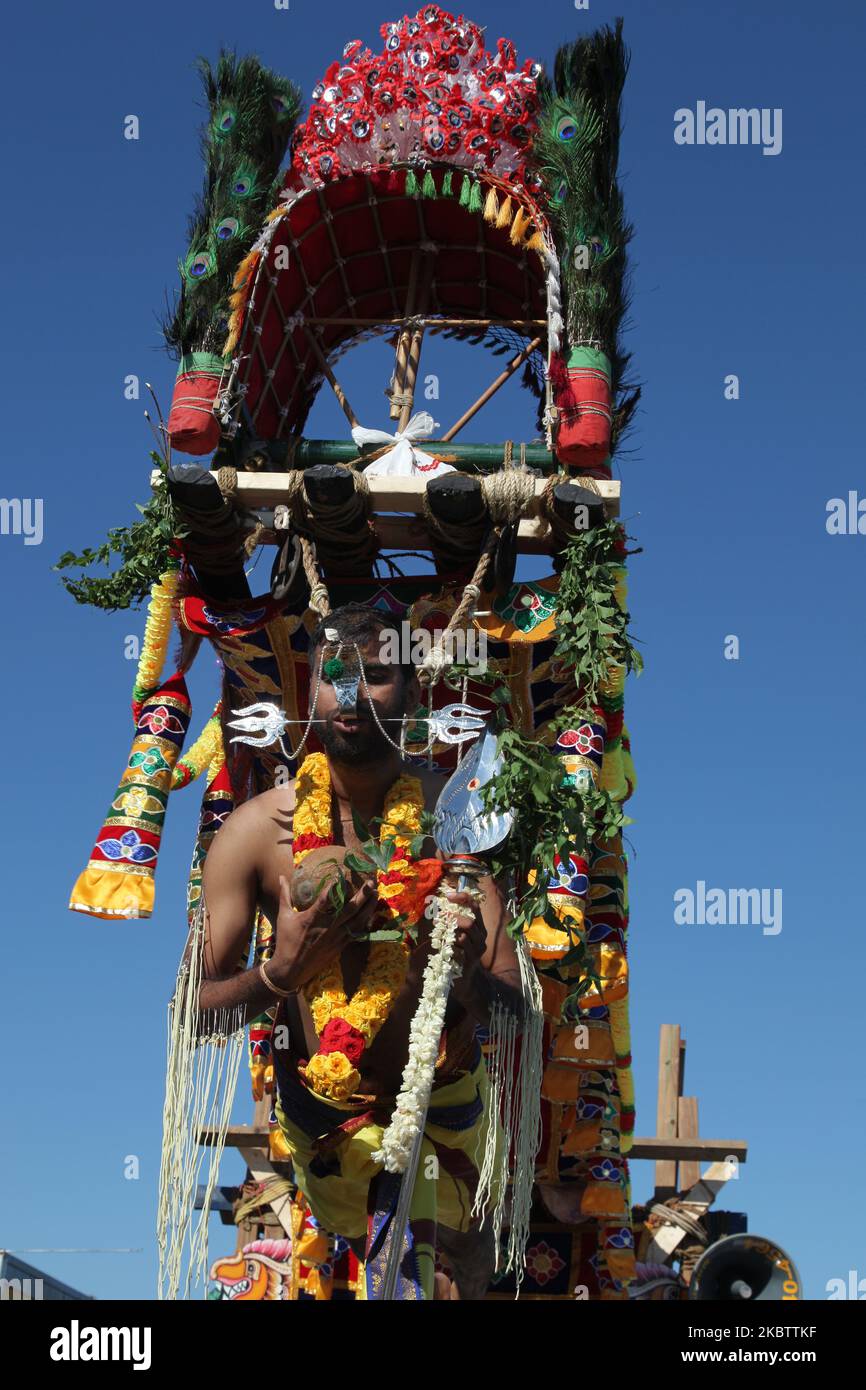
[195,801,381,1029]
[196,800,283,1028]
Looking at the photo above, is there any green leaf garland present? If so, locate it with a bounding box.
[54,454,184,612]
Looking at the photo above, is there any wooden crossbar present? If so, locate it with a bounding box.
[201,1128,747,1162]
[154,469,619,555]
[229,472,619,514]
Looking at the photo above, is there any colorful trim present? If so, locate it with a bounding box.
[69,673,191,919]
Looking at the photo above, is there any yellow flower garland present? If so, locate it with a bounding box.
[172,702,223,789]
[292,753,426,1101]
[132,568,179,707]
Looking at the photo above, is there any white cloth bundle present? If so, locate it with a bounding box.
[353,412,454,479]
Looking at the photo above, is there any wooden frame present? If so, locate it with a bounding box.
[155,469,620,556]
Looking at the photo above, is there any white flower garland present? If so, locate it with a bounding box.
[371,884,479,1173]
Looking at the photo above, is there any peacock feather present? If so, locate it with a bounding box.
[535,20,636,430]
[163,52,302,363]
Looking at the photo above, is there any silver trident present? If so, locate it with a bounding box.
[226,700,489,750]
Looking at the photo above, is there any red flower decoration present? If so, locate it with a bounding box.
[318,1018,367,1066]
[372,84,398,115]
[378,856,444,926]
[287,6,543,193]
[292,832,333,858]
[138,704,183,735]
[496,37,517,72]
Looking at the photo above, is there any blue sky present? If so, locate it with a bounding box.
[1,0,864,1301]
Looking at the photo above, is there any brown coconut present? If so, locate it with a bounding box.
[289,844,368,911]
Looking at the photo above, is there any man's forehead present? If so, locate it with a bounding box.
[320,632,400,665]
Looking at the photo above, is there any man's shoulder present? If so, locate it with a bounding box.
[223,781,296,834]
[203,780,296,887]
[248,780,297,813]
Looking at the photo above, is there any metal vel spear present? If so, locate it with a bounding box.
[378,724,513,1300]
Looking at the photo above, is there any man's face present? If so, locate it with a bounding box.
[311,636,418,765]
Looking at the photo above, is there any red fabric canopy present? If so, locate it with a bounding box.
[231,166,548,439]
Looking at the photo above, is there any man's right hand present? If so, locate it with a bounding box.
[267,874,378,992]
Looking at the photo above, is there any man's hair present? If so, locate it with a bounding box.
[308,603,414,680]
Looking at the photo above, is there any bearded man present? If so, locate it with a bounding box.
[197,603,524,1300]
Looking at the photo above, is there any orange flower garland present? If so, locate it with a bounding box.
[292,753,442,1101]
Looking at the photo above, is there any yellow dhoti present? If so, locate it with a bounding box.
[274,1041,501,1299]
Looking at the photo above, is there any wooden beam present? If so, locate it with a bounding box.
[629,1138,747,1162]
[228,471,620,515]
[678,1096,701,1191]
[238,1148,294,1241]
[205,1127,747,1163]
[398,256,436,432]
[200,1125,270,1148]
[154,470,619,557]
[372,515,548,554]
[645,1160,734,1264]
[655,1025,683,1198]
[390,250,421,421]
[241,472,619,555]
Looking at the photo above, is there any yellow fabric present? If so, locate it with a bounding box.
[268,1123,293,1164]
[68,864,154,920]
[606,1249,636,1282]
[274,1052,500,1245]
[550,1019,616,1068]
[474,577,559,644]
[539,975,569,1021]
[562,1121,602,1155]
[581,1182,627,1218]
[579,943,629,1007]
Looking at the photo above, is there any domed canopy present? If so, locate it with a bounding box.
[222,164,551,440]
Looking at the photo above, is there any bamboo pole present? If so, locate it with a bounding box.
[440,337,544,442]
[243,438,558,471]
[390,251,421,420]
[304,330,358,428]
[398,256,435,432]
